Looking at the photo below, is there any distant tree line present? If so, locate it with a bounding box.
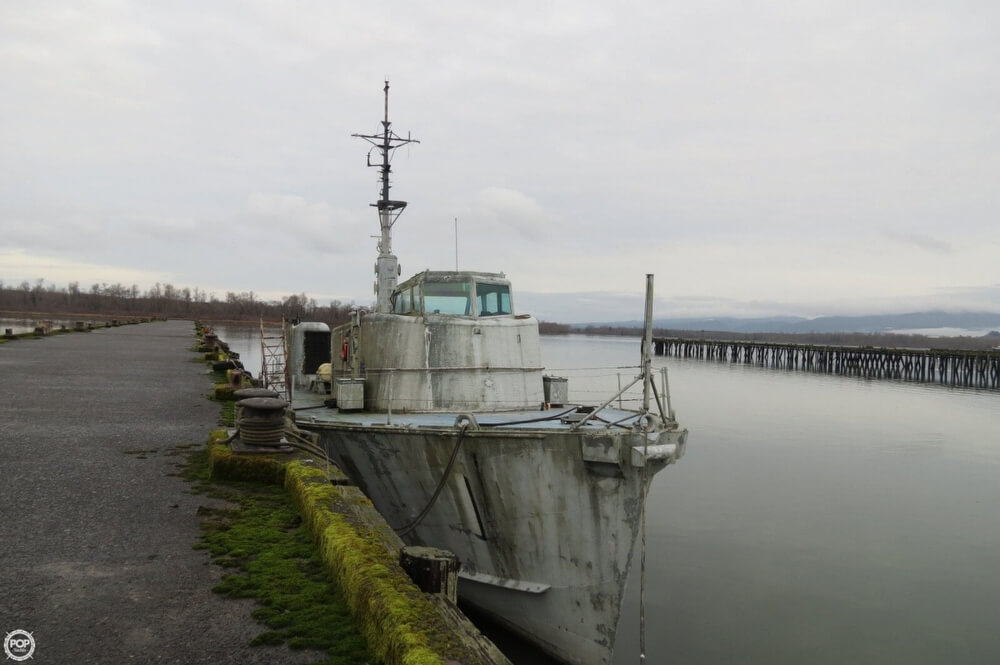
[5,280,994,351]
[0,278,356,327]
[539,321,999,351]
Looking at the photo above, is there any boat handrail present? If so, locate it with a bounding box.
[361,365,543,373]
[570,373,644,431]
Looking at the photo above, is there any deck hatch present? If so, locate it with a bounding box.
[303,330,332,374]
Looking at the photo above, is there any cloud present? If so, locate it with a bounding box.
[0,249,169,287]
[883,230,953,254]
[0,211,106,251]
[125,215,200,240]
[242,193,366,254]
[2,1,999,319]
[467,186,558,240]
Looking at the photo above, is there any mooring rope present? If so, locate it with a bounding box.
[282,421,468,537]
[394,423,469,537]
[283,428,335,477]
[479,406,578,427]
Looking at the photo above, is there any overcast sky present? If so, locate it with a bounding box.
[2,1,998,322]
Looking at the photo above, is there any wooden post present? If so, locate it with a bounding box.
[399,546,460,604]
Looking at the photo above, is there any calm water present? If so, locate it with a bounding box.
[210,323,280,379]
[0,318,37,335]
[0,318,86,334]
[0,317,114,335]
[212,326,1000,664]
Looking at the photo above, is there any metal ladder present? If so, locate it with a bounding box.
[259,319,290,401]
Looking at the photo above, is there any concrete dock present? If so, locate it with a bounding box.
[0,320,319,663]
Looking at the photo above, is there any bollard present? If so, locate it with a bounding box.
[399,546,460,604]
[232,389,278,419]
[235,397,288,447]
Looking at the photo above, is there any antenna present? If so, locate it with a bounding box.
[352,81,420,312]
[455,217,459,270]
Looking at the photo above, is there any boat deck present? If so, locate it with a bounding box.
[290,392,647,431]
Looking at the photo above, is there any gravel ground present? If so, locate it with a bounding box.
[0,320,322,664]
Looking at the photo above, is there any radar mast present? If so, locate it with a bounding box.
[352,81,420,312]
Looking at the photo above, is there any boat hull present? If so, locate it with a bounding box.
[304,418,685,665]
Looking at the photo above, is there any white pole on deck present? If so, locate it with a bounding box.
[639,273,654,665]
[641,274,654,413]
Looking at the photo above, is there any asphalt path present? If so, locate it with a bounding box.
[0,320,318,663]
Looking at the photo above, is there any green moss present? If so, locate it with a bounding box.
[214,384,237,401]
[208,442,286,485]
[200,446,476,665]
[184,449,374,664]
[190,329,483,665]
[285,463,469,665]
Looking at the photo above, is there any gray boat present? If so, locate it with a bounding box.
[284,82,687,665]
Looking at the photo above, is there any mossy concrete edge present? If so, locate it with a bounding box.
[205,430,512,665]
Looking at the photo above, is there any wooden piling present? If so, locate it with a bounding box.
[399,546,460,604]
[655,337,1000,390]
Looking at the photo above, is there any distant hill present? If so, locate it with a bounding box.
[577,311,1000,335]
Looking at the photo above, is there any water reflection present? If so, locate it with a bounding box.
[208,322,280,382]
[0,317,105,335]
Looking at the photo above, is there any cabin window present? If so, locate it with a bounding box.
[423,281,471,315]
[476,282,511,316]
[411,284,421,313]
[393,288,411,314]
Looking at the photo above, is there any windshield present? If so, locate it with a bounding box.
[476,282,511,316]
[423,281,472,315]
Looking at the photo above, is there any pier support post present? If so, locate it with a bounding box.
[399,546,460,604]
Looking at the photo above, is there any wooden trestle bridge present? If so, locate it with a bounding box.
[654,337,1000,390]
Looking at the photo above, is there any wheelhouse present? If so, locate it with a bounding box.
[391,271,513,318]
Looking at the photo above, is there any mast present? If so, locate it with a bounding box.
[352,80,420,312]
